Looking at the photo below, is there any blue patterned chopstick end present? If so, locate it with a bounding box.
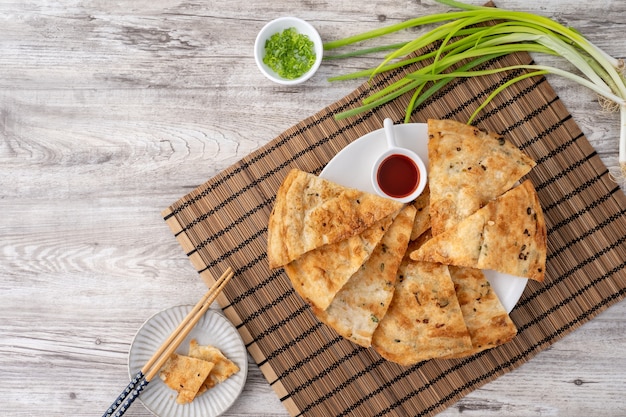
[102,370,147,417]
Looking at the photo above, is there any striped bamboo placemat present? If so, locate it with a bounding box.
[162,46,626,416]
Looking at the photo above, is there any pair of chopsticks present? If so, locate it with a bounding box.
[102,267,235,417]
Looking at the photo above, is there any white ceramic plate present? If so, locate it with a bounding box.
[128,306,248,417]
[319,122,527,313]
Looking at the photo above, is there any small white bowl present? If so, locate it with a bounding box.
[371,119,428,204]
[254,17,323,85]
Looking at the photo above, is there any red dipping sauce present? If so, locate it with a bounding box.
[376,153,420,198]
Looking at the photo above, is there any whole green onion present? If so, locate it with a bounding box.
[324,0,626,181]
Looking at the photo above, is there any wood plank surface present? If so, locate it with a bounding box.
[0,1,624,416]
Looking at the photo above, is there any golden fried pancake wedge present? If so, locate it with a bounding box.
[159,353,214,404]
[411,180,547,282]
[427,119,536,236]
[312,205,416,347]
[268,169,403,268]
[284,214,396,310]
[445,266,517,358]
[372,241,472,365]
[188,339,240,394]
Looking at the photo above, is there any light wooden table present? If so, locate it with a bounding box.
[1,1,625,416]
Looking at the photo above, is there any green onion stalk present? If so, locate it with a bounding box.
[323,0,626,181]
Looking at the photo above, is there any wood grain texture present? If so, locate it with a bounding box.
[0,0,624,416]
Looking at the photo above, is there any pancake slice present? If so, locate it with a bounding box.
[410,180,547,282]
[371,242,472,365]
[313,205,417,347]
[159,353,215,404]
[188,339,240,394]
[446,266,517,357]
[427,119,536,236]
[267,169,404,268]
[284,213,396,310]
[410,184,431,241]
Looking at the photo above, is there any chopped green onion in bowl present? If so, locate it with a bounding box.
[263,27,316,80]
[254,17,323,85]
